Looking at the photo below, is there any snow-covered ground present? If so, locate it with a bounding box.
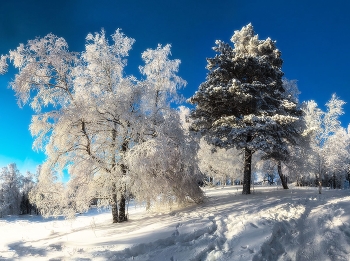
[1,185,350,261]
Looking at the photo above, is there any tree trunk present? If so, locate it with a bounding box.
[111,183,119,223]
[115,139,129,223]
[146,199,151,210]
[110,128,128,223]
[318,157,322,194]
[111,183,128,223]
[118,184,127,222]
[277,160,288,189]
[242,145,252,195]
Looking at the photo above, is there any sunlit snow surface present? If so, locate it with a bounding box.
[1,185,350,260]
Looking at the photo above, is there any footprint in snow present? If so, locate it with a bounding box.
[250,223,258,228]
[172,229,179,237]
[248,248,255,254]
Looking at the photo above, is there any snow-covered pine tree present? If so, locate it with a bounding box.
[260,79,305,189]
[189,23,301,194]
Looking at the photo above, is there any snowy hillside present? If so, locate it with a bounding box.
[1,185,350,261]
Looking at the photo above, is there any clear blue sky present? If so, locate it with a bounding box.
[0,0,349,174]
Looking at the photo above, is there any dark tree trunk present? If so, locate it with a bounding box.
[111,184,128,223]
[277,160,289,189]
[111,183,119,223]
[242,146,252,195]
[118,185,127,222]
[113,139,128,223]
[146,199,151,210]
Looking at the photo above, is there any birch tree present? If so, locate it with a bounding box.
[2,30,203,221]
[323,126,350,188]
[126,46,203,208]
[2,30,139,222]
[197,138,243,186]
[303,94,345,193]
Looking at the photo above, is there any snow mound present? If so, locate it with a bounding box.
[259,202,305,222]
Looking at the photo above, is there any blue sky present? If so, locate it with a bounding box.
[0,0,349,174]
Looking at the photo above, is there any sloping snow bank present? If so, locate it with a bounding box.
[1,185,350,260]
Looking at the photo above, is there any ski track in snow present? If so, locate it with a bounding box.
[1,186,350,261]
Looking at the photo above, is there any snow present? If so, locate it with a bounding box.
[1,185,350,260]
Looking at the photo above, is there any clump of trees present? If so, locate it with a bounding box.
[190,24,350,194]
[300,95,348,192]
[0,163,37,217]
[1,30,203,222]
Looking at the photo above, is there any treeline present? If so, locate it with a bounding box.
[0,163,37,217]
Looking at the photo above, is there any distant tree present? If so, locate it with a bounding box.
[303,94,345,193]
[189,23,301,194]
[29,166,67,218]
[19,171,36,214]
[197,137,243,186]
[0,164,21,216]
[253,153,278,185]
[323,126,350,188]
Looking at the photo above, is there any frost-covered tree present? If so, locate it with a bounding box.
[139,44,185,121]
[69,30,140,222]
[0,164,21,216]
[4,30,138,222]
[197,138,243,186]
[2,30,202,221]
[303,94,345,193]
[260,79,304,189]
[0,164,38,217]
[125,49,203,209]
[126,110,203,209]
[29,166,67,218]
[189,23,301,194]
[19,171,37,215]
[323,126,350,188]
